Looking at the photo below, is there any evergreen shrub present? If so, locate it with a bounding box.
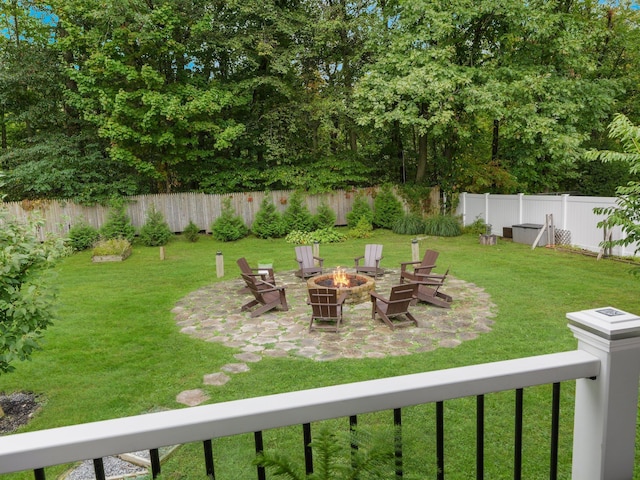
[348,216,373,239]
[313,201,336,230]
[67,219,100,251]
[100,200,136,242]
[211,198,249,242]
[282,191,314,233]
[346,194,373,228]
[373,186,403,229]
[252,197,285,238]
[139,205,173,246]
[182,220,201,242]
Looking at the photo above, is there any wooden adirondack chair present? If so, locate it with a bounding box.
[370,283,419,330]
[294,246,324,279]
[354,244,384,277]
[399,249,439,284]
[240,274,289,318]
[410,268,453,309]
[236,257,275,294]
[307,288,348,332]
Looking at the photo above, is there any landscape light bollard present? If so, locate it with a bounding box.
[313,241,320,267]
[216,251,224,278]
[411,239,419,262]
[567,307,640,480]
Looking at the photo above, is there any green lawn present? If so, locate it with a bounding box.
[2,230,640,479]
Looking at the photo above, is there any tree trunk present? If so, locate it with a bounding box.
[492,119,499,161]
[415,132,428,182]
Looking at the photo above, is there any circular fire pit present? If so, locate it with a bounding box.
[307,271,376,304]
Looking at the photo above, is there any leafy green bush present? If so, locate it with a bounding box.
[211,198,249,242]
[67,219,100,251]
[182,220,201,242]
[424,214,463,237]
[0,210,69,374]
[392,213,425,235]
[282,191,314,233]
[463,217,488,235]
[92,238,132,256]
[100,200,136,242]
[346,194,374,228]
[252,197,285,238]
[373,186,403,229]
[313,201,337,230]
[285,228,346,244]
[138,205,173,246]
[348,216,373,239]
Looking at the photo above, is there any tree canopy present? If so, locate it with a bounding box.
[1,0,639,204]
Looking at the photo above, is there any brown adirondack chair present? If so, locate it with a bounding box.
[294,246,324,279]
[354,244,384,277]
[307,288,348,332]
[236,257,275,294]
[240,273,289,318]
[411,268,453,309]
[370,283,419,330]
[399,249,439,284]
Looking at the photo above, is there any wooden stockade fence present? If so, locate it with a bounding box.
[3,188,435,241]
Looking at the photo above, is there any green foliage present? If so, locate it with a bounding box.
[0,210,69,374]
[373,186,403,229]
[255,426,396,480]
[423,214,463,237]
[463,217,488,236]
[348,216,373,239]
[397,184,436,216]
[285,228,346,244]
[100,200,136,242]
[67,219,100,251]
[392,214,425,236]
[182,220,201,243]
[211,198,249,242]
[92,238,132,256]
[138,205,173,247]
[313,201,337,230]
[282,192,314,233]
[590,114,640,260]
[346,194,374,229]
[252,197,285,239]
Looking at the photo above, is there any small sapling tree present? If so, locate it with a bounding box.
[0,211,69,415]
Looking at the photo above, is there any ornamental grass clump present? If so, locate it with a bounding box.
[92,238,131,256]
[423,214,463,237]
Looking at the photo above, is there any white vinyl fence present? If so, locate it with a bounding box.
[456,192,639,257]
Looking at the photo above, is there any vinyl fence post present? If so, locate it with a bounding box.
[216,251,224,278]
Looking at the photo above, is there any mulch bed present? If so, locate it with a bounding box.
[0,392,40,435]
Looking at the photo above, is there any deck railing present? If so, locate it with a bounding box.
[0,307,638,480]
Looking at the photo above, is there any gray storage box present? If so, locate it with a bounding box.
[512,224,546,247]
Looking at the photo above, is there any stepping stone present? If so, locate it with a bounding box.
[221,363,250,373]
[234,352,262,362]
[203,372,231,386]
[176,389,210,406]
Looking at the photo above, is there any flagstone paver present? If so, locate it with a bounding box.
[172,268,497,362]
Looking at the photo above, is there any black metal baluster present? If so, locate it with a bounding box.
[203,439,215,480]
[150,448,161,479]
[437,401,444,480]
[34,468,46,480]
[254,431,266,480]
[93,458,106,480]
[350,415,358,471]
[550,383,561,480]
[476,395,485,480]
[394,408,403,478]
[303,423,313,475]
[514,389,523,480]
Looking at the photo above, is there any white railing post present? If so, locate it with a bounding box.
[567,307,640,480]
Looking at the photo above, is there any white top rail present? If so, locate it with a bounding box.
[0,350,599,474]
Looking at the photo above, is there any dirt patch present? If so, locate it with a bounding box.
[0,392,41,435]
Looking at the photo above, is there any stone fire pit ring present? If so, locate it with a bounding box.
[306,272,376,304]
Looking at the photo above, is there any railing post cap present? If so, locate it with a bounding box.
[567,307,640,340]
